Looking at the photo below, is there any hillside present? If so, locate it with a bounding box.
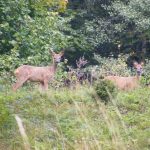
[0,84,150,150]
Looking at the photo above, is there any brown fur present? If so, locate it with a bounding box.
[12,51,64,91]
[104,62,143,90]
[104,76,140,90]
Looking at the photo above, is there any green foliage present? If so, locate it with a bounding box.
[116,88,150,150]
[68,0,115,48]
[14,12,71,56]
[110,0,150,31]
[86,54,133,82]
[0,0,71,72]
[94,54,132,76]
[50,61,68,88]
[94,79,117,103]
[0,94,14,132]
[140,59,150,85]
[0,98,10,127]
[68,0,150,59]
[0,0,31,53]
[106,0,150,57]
[1,0,150,73]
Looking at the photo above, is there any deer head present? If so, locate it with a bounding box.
[133,62,144,76]
[50,50,64,63]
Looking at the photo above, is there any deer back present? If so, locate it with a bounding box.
[105,76,139,90]
[15,65,55,81]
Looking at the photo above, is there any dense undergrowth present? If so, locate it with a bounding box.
[0,81,150,150]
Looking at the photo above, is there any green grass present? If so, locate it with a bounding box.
[0,83,150,150]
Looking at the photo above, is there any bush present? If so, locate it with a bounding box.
[85,54,133,83]
[141,60,150,86]
[94,79,117,103]
[94,54,132,76]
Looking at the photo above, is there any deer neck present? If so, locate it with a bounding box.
[50,59,58,73]
[135,74,140,80]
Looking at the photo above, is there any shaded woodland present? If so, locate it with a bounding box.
[0,0,150,71]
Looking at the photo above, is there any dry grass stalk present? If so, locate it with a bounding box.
[15,114,30,150]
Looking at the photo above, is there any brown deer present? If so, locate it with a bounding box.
[104,62,144,90]
[12,50,64,91]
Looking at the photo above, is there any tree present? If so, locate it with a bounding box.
[68,0,150,59]
[0,0,70,71]
[109,0,150,59]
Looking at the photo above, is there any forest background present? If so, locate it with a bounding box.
[1,0,150,73]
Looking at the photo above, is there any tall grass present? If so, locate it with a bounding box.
[0,84,150,150]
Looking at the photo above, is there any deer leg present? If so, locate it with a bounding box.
[39,82,45,91]
[12,77,28,91]
[43,80,48,91]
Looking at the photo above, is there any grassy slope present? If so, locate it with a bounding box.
[0,84,150,150]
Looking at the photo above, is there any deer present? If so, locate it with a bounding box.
[104,62,144,90]
[12,50,64,91]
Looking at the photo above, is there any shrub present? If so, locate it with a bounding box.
[141,59,150,86]
[94,79,117,103]
[94,54,132,76]
[86,54,133,81]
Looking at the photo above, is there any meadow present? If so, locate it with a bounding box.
[0,80,150,150]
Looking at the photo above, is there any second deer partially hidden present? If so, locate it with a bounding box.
[12,50,64,91]
[104,62,143,90]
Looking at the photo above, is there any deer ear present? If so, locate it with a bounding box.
[140,61,144,66]
[49,49,55,55]
[60,50,64,56]
[133,61,138,67]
